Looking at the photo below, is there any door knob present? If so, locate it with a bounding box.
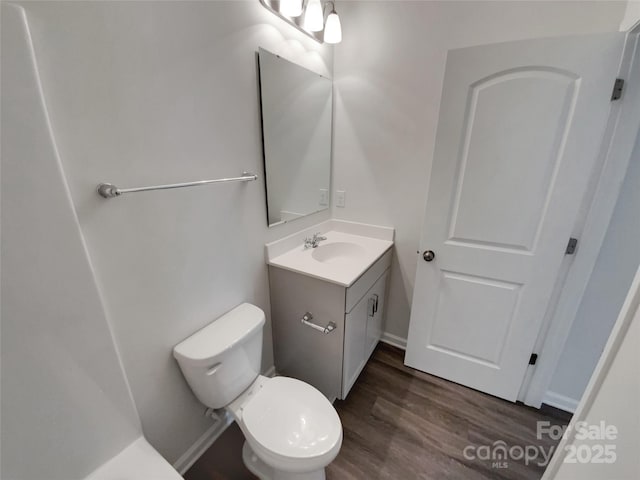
[423,250,436,262]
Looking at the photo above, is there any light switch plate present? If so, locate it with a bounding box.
[319,189,329,206]
[336,190,346,208]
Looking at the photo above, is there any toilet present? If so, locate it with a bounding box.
[173,303,342,480]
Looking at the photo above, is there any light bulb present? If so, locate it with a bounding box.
[280,0,303,18]
[303,0,324,32]
[324,11,342,44]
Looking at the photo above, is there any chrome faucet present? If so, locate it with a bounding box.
[304,232,327,249]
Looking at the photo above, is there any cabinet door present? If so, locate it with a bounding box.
[366,270,389,359]
[342,269,390,398]
[342,295,368,398]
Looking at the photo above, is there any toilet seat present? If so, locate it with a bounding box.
[237,376,342,473]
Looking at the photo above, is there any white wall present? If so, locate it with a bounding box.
[1,5,141,479]
[16,0,333,464]
[621,0,640,31]
[332,0,629,340]
[547,129,640,406]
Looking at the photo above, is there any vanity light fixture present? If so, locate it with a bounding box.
[303,0,324,32]
[323,2,342,44]
[259,0,342,44]
[279,0,303,17]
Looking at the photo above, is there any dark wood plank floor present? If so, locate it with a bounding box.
[185,344,571,480]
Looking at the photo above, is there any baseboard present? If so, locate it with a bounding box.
[542,391,579,414]
[173,413,233,475]
[380,332,407,350]
[173,365,277,474]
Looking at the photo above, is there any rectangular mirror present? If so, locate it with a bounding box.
[258,48,332,227]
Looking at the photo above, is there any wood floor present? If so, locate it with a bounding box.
[185,343,571,480]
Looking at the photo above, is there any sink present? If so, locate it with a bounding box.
[266,221,394,286]
[311,242,367,264]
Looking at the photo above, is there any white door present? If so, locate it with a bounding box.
[405,33,624,401]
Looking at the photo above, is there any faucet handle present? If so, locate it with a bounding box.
[303,236,314,250]
[303,232,327,250]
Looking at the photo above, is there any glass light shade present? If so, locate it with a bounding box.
[279,0,303,17]
[303,0,324,32]
[324,11,342,44]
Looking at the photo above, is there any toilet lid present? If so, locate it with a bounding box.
[241,377,342,459]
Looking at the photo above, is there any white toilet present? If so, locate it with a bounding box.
[173,303,342,480]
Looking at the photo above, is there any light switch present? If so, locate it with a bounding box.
[336,190,346,208]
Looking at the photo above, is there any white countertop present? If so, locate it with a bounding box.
[266,221,394,287]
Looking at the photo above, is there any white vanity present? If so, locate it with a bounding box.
[266,220,394,401]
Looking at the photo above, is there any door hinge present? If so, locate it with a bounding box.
[529,353,538,365]
[611,78,624,101]
[565,237,578,255]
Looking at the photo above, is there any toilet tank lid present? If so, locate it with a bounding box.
[173,303,265,366]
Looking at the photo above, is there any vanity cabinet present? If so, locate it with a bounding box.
[269,249,391,401]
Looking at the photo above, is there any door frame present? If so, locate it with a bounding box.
[520,25,640,408]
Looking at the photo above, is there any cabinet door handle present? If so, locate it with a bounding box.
[368,294,379,317]
[301,312,337,334]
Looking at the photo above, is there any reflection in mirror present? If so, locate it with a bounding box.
[258,48,332,227]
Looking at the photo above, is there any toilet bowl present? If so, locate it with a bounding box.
[173,303,342,480]
[229,375,342,480]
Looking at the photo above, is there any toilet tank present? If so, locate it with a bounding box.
[173,303,265,409]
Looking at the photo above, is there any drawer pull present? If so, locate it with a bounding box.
[301,312,337,334]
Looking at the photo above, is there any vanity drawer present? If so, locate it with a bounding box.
[345,248,392,313]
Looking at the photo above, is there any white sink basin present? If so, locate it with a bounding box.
[266,222,394,287]
[311,242,367,264]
